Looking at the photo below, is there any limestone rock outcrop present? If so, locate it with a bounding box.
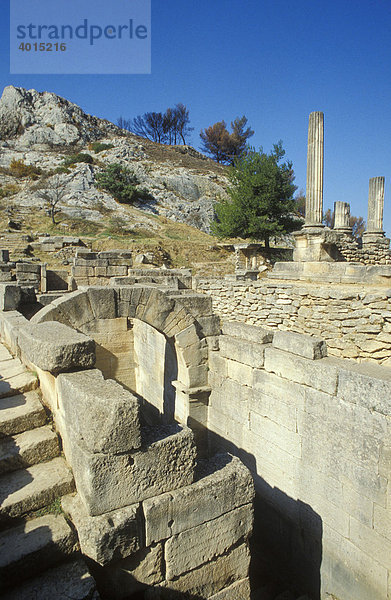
[0,85,117,147]
[0,86,228,231]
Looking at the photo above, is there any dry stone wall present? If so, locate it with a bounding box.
[208,322,391,600]
[195,278,391,365]
[333,232,391,264]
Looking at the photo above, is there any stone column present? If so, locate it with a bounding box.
[334,201,351,232]
[366,176,385,234]
[305,112,324,227]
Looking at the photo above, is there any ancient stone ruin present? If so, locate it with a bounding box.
[0,110,390,600]
[282,111,391,279]
[0,253,390,600]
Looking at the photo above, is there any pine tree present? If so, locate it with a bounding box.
[211,142,300,248]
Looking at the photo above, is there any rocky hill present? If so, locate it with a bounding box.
[0,86,228,232]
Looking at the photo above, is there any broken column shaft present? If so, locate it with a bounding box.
[334,201,351,232]
[366,176,385,234]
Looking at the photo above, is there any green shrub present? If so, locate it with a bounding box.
[9,159,42,179]
[55,166,71,174]
[96,163,152,204]
[62,153,94,168]
[89,142,114,153]
[0,183,19,197]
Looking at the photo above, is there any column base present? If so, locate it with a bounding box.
[334,227,353,235]
[362,231,385,242]
[302,223,325,231]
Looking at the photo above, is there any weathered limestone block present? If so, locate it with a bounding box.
[32,290,95,329]
[219,335,267,368]
[165,503,252,579]
[18,322,95,374]
[107,266,128,277]
[51,290,94,327]
[142,291,177,332]
[209,351,228,377]
[86,286,117,320]
[0,272,12,283]
[169,293,213,318]
[96,544,164,599]
[222,320,273,344]
[264,347,340,394]
[253,368,306,406]
[75,249,98,259]
[98,250,132,260]
[196,315,221,336]
[226,358,253,386]
[337,362,391,416]
[62,494,142,566]
[72,266,94,277]
[174,323,199,348]
[114,286,139,318]
[0,310,28,355]
[72,425,196,516]
[163,307,194,339]
[0,284,22,312]
[209,377,252,427]
[146,543,250,599]
[16,263,41,276]
[269,261,304,278]
[209,578,251,599]
[272,330,327,359]
[177,363,208,388]
[143,454,254,545]
[57,369,141,454]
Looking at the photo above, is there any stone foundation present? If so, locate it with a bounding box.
[208,322,391,600]
[0,304,253,600]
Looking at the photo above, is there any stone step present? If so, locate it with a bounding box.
[0,457,74,524]
[0,345,12,362]
[0,513,78,592]
[0,357,38,399]
[0,391,46,436]
[0,358,26,380]
[0,559,100,600]
[0,426,60,475]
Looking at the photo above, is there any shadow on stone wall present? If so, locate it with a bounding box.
[162,339,178,424]
[87,553,205,600]
[208,430,323,600]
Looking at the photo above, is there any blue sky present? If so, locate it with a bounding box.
[1,0,391,234]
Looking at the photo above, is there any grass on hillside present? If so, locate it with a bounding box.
[0,195,291,275]
[0,198,237,274]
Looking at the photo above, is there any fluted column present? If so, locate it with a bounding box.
[366,177,385,233]
[334,201,351,232]
[305,112,324,227]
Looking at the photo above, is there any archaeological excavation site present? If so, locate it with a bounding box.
[0,90,390,600]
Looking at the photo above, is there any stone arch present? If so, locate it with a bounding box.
[32,285,212,447]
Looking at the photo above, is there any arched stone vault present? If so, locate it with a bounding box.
[31,285,216,451]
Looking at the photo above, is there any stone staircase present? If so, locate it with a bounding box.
[0,233,32,261]
[0,343,99,598]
